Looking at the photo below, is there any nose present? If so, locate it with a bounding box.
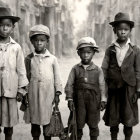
[37,41,42,45]
[121,30,125,34]
[3,25,9,30]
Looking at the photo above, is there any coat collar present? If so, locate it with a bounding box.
[109,41,135,64]
[78,61,97,70]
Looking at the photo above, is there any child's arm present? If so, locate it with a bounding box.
[133,46,140,102]
[53,57,62,93]
[101,48,110,80]
[16,46,29,96]
[65,67,76,111]
[99,67,107,102]
[135,47,140,93]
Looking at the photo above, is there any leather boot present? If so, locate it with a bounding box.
[33,137,39,140]
[90,136,98,140]
[44,136,51,140]
[125,137,131,140]
[5,135,12,140]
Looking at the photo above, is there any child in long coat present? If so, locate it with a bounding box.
[0,7,28,140]
[102,12,140,140]
[65,37,107,140]
[24,24,62,140]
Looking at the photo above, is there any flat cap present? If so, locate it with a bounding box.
[29,24,50,38]
[77,37,99,52]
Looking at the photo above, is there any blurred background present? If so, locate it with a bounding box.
[0,0,140,140]
[0,0,140,57]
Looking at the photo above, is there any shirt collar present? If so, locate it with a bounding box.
[111,38,131,49]
[33,49,51,57]
[78,61,96,70]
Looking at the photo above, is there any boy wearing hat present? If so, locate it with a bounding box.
[0,7,28,140]
[102,12,140,140]
[65,37,107,140]
[24,24,62,140]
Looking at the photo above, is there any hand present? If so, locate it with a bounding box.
[20,94,29,111]
[16,92,23,102]
[100,101,107,111]
[55,95,60,105]
[132,92,139,103]
[68,100,74,111]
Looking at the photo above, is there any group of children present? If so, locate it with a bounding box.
[0,6,140,140]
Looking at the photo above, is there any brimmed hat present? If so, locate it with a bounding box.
[29,24,50,38]
[109,12,134,28]
[0,7,20,22]
[77,37,99,52]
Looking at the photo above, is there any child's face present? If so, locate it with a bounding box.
[0,19,14,38]
[78,47,95,65]
[115,23,131,42]
[31,34,48,53]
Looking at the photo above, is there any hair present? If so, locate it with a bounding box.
[113,22,133,34]
[30,34,50,43]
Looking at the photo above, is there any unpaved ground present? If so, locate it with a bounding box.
[0,53,140,140]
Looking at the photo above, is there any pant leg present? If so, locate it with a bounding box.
[43,125,51,140]
[77,129,83,140]
[31,124,41,138]
[89,127,99,140]
[123,126,133,140]
[4,127,13,140]
[110,126,119,140]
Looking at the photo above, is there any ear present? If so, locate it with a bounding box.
[77,50,80,56]
[113,27,116,34]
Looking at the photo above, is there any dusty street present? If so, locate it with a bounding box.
[0,54,140,140]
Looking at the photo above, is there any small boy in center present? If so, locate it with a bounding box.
[65,37,107,140]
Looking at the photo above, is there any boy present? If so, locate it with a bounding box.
[24,24,62,140]
[102,12,140,140]
[0,7,28,140]
[65,37,107,140]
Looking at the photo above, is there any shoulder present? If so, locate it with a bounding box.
[26,53,34,60]
[72,63,80,70]
[130,44,140,52]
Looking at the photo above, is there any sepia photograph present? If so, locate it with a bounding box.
[0,0,140,140]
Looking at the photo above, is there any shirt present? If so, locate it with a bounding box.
[114,38,130,67]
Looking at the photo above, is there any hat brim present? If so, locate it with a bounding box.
[77,44,99,53]
[29,32,50,38]
[109,20,134,28]
[0,16,20,22]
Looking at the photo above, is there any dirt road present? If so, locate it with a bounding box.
[0,54,140,140]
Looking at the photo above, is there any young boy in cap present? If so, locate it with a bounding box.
[0,7,28,140]
[102,12,140,140]
[23,24,62,140]
[65,37,107,140]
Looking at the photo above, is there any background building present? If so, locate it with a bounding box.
[0,0,74,57]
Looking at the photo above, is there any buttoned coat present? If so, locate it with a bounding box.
[24,50,62,125]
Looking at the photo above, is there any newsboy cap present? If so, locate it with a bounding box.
[109,12,134,28]
[0,7,20,22]
[77,37,99,52]
[29,24,50,38]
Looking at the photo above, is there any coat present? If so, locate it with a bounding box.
[0,37,28,98]
[24,50,62,125]
[65,62,106,128]
[101,43,140,126]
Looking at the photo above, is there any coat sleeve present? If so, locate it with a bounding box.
[65,67,76,100]
[16,46,29,95]
[101,48,110,80]
[53,57,63,94]
[134,46,140,92]
[98,67,107,102]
